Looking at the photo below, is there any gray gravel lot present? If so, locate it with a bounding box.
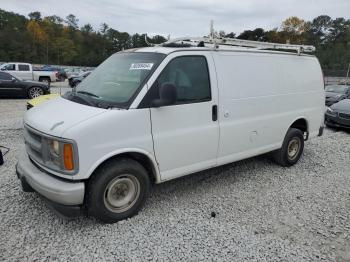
[0,89,350,261]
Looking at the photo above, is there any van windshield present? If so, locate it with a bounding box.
[74,52,166,108]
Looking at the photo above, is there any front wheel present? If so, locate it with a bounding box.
[272,128,304,167]
[86,158,151,223]
[28,87,44,99]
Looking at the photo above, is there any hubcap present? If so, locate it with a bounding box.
[287,137,301,160]
[104,175,140,213]
[29,87,43,98]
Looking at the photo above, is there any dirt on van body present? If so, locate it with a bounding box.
[0,96,350,261]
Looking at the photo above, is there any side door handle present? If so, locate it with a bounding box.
[212,105,218,121]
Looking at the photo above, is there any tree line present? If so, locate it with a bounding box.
[0,9,349,75]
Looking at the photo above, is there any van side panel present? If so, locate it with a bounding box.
[212,52,324,165]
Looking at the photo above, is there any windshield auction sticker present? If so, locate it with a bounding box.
[130,63,154,70]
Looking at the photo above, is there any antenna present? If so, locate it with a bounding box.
[144,34,154,47]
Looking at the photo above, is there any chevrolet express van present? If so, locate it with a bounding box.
[16,38,325,223]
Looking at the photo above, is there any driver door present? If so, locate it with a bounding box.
[140,53,219,181]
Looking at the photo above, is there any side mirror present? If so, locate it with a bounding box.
[151,83,177,108]
[11,78,16,82]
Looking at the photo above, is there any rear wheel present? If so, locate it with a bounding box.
[28,87,44,99]
[272,128,304,167]
[86,158,150,223]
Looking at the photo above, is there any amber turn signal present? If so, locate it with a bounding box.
[63,144,74,170]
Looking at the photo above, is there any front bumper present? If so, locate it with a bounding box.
[325,113,350,129]
[16,150,85,217]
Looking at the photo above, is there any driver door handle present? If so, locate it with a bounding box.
[212,105,218,121]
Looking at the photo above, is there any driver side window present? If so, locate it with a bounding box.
[4,64,16,71]
[140,56,211,107]
[159,56,211,103]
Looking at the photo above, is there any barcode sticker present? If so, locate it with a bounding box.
[130,63,154,70]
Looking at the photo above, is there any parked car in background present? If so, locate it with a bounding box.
[66,68,84,79]
[325,84,350,106]
[325,99,350,129]
[38,65,67,81]
[0,72,50,99]
[0,63,57,86]
[68,71,91,87]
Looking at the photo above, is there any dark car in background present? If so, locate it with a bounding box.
[325,85,350,106]
[0,72,50,99]
[325,99,350,129]
[68,71,91,87]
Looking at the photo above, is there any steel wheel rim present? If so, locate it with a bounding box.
[104,175,140,213]
[287,137,301,160]
[29,87,43,98]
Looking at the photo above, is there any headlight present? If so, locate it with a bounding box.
[49,140,60,156]
[46,138,77,173]
[326,107,336,115]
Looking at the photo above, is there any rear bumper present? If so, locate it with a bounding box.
[16,150,85,217]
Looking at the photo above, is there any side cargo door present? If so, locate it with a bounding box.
[140,52,220,181]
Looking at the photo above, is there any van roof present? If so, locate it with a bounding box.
[128,46,315,57]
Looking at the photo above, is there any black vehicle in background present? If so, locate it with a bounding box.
[0,72,50,99]
[325,99,350,129]
[68,71,91,87]
[325,85,350,106]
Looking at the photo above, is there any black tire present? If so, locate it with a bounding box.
[21,178,34,192]
[272,128,304,167]
[28,86,44,99]
[39,77,51,87]
[86,158,151,223]
[69,79,75,88]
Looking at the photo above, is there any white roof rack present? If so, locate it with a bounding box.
[146,21,316,55]
[162,37,315,54]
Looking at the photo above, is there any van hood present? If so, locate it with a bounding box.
[24,96,107,137]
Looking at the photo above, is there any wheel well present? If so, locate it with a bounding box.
[290,118,308,139]
[39,76,50,81]
[92,152,158,184]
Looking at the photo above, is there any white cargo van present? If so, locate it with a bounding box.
[16,37,325,223]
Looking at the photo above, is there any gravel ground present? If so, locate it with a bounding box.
[0,93,350,261]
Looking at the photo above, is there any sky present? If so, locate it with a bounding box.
[1,0,350,37]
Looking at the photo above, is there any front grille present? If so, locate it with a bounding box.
[24,125,46,166]
[339,113,350,120]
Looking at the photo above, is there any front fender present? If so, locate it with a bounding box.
[85,148,161,183]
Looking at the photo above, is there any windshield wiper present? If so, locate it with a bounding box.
[76,91,100,98]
